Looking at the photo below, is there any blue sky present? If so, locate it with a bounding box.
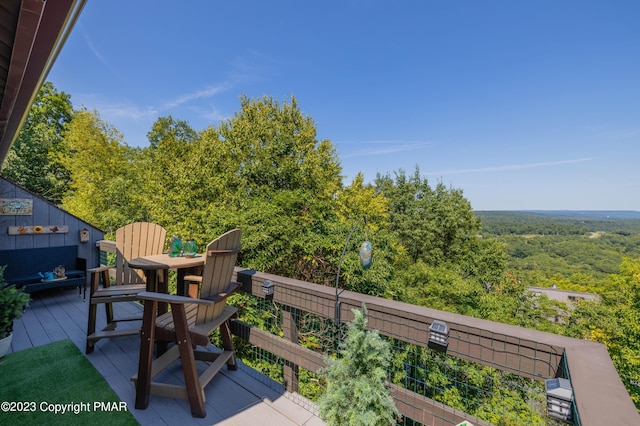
[47,1,640,211]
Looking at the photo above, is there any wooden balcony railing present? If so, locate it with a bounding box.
[97,241,639,425]
[231,267,640,426]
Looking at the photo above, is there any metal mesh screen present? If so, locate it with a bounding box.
[222,282,568,426]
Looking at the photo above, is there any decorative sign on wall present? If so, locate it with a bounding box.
[8,225,69,235]
[0,198,33,215]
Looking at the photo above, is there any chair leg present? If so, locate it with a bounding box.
[172,304,206,418]
[135,299,158,411]
[86,302,97,354]
[86,269,102,354]
[105,302,114,326]
[220,321,237,370]
[100,269,114,327]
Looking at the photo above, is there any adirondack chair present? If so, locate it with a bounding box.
[86,222,167,354]
[133,228,241,418]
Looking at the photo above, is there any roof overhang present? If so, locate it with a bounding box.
[0,0,86,167]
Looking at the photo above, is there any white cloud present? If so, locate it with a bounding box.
[428,158,597,176]
[163,83,232,109]
[340,141,434,158]
[82,29,123,79]
[93,102,159,122]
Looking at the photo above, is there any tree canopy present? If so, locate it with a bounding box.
[1,82,73,203]
[58,109,143,234]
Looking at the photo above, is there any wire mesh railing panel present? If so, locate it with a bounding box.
[226,290,562,425]
[225,284,335,394]
[388,338,551,425]
[226,268,637,425]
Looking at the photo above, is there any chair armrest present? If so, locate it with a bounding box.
[201,282,241,304]
[138,281,240,306]
[87,264,114,273]
[137,291,215,306]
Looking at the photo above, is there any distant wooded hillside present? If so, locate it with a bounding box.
[477,210,640,236]
[476,210,640,283]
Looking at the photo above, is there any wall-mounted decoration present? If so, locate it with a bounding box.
[0,198,33,215]
[8,225,69,235]
[80,228,90,242]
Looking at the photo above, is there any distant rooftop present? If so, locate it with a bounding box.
[528,286,601,303]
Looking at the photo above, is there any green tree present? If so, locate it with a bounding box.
[572,305,639,409]
[393,261,485,316]
[335,173,389,232]
[136,116,199,234]
[205,95,347,284]
[217,95,342,199]
[565,257,640,407]
[330,174,397,297]
[375,167,507,305]
[1,82,73,203]
[59,109,143,232]
[318,305,399,425]
[374,167,492,273]
[459,237,508,288]
[375,168,435,264]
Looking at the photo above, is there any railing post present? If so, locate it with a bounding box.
[282,309,299,393]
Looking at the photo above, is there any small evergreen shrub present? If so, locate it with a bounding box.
[318,304,399,425]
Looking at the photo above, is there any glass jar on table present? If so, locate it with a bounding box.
[183,239,197,257]
[170,235,183,257]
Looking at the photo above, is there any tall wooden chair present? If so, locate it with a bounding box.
[86,222,167,354]
[133,228,242,418]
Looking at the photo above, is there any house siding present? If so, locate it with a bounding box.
[0,177,104,268]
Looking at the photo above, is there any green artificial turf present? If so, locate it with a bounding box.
[0,339,138,426]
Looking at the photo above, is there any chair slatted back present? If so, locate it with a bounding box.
[195,229,241,325]
[115,222,167,285]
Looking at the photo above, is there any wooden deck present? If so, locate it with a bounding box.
[8,287,324,426]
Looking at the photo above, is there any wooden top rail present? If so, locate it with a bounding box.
[234,267,640,426]
[234,268,563,377]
